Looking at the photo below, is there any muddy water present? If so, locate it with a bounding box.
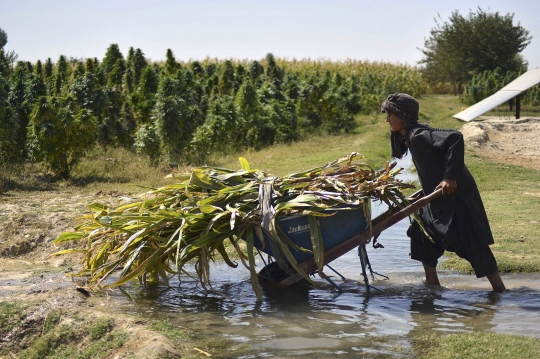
[113,247,540,357]
[105,155,540,358]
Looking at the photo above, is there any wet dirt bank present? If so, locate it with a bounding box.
[0,191,193,358]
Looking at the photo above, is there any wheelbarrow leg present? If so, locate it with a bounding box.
[358,245,384,293]
[321,264,346,293]
[363,247,389,281]
[322,274,344,293]
[325,264,346,281]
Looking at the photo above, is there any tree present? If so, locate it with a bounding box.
[44,58,53,78]
[153,76,188,159]
[0,27,7,50]
[102,44,125,87]
[419,8,532,93]
[0,74,20,163]
[127,48,147,85]
[0,28,17,75]
[133,123,161,166]
[6,63,32,161]
[52,55,70,95]
[218,60,234,95]
[130,65,159,124]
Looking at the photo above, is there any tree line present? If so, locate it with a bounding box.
[0,41,423,178]
[420,8,532,94]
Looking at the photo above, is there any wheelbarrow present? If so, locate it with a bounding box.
[254,188,443,292]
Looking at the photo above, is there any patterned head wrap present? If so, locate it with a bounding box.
[381,93,420,159]
[381,93,419,129]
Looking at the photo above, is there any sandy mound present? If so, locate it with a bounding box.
[460,117,540,170]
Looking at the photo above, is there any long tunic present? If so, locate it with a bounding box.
[405,124,494,248]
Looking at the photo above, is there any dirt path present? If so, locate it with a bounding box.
[460,117,540,170]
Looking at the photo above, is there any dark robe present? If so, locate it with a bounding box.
[405,124,494,248]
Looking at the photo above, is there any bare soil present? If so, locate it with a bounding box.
[460,117,540,170]
[0,188,129,262]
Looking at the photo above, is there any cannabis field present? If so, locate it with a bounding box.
[0,45,427,180]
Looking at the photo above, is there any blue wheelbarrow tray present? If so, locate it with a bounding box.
[254,206,368,263]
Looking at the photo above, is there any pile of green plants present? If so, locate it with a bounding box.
[52,153,414,299]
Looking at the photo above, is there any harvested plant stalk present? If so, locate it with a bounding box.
[53,152,415,299]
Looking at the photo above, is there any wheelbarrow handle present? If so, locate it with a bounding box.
[371,188,443,237]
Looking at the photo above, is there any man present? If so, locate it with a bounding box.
[381,93,505,293]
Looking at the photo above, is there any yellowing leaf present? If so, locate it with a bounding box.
[238,157,250,171]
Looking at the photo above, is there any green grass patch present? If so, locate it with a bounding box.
[0,301,26,338]
[0,147,176,194]
[88,317,115,340]
[79,331,129,359]
[440,155,540,273]
[416,94,465,130]
[6,311,129,359]
[149,318,189,341]
[412,331,540,359]
[210,117,391,175]
[20,324,77,359]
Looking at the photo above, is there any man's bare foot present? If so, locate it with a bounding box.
[486,271,506,293]
[422,263,441,286]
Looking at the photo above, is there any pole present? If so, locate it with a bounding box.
[516,94,521,119]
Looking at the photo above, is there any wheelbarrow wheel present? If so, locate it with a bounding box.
[257,262,294,283]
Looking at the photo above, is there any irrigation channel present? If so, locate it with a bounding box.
[103,154,540,358]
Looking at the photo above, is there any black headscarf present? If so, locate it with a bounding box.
[381,93,420,159]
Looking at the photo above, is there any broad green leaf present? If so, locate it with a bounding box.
[189,168,226,190]
[217,242,238,268]
[105,246,166,288]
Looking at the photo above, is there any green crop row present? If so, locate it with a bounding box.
[0,46,426,178]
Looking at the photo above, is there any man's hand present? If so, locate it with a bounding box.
[435,179,457,195]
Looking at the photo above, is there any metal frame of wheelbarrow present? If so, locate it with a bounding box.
[258,188,443,293]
